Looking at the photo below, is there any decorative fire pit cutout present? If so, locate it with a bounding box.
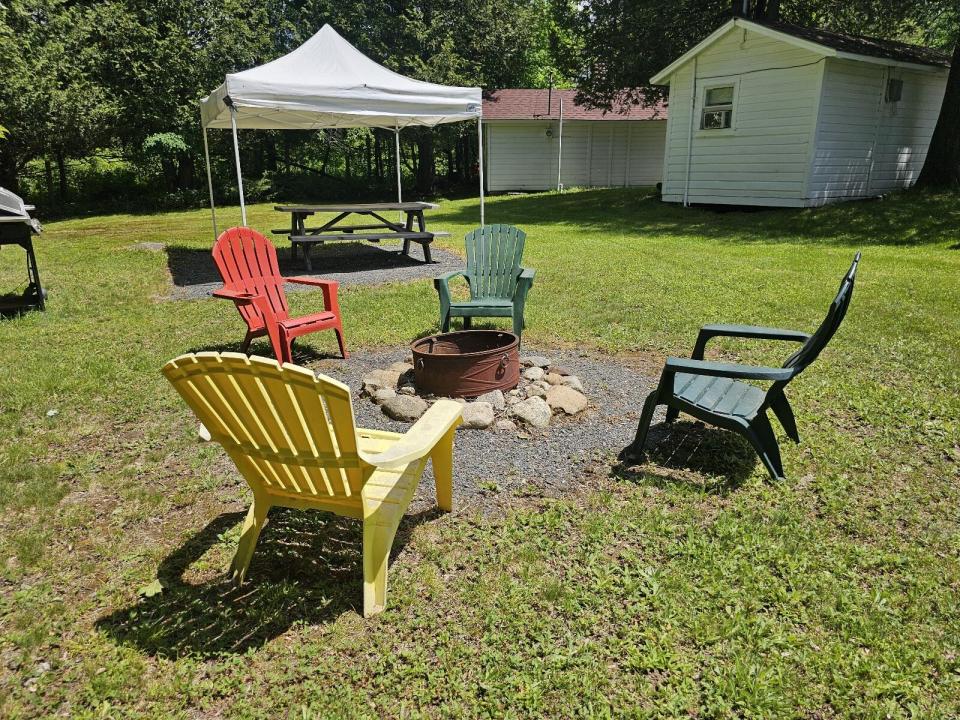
[412,330,520,398]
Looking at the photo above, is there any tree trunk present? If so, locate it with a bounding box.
[916,41,960,189]
[416,133,435,193]
[177,154,194,190]
[56,149,67,202]
[365,133,372,179]
[0,142,20,195]
[44,157,54,204]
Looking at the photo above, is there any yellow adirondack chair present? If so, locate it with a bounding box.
[162,352,462,617]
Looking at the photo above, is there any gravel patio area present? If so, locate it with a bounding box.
[303,346,661,515]
[164,241,463,300]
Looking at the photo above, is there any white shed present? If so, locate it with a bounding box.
[651,18,950,207]
[482,89,667,192]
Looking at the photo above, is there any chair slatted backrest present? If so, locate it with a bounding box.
[464,224,526,299]
[783,252,861,374]
[163,353,368,504]
[212,228,290,327]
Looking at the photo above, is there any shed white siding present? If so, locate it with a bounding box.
[807,59,946,203]
[658,23,948,207]
[661,27,824,207]
[485,120,666,191]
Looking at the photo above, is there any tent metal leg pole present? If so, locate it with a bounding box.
[556,99,563,192]
[230,107,247,226]
[478,117,485,226]
[202,126,218,241]
[394,125,402,204]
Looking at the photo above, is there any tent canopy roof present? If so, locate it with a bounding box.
[201,25,482,130]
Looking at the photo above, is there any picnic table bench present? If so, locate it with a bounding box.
[273,202,449,271]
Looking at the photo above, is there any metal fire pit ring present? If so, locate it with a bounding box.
[411,330,520,398]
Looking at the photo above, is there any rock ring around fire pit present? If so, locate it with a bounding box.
[411,330,520,398]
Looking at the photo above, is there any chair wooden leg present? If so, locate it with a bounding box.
[746,413,785,481]
[463,316,472,329]
[430,427,457,512]
[240,330,254,354]
[363,515,400,617]
[771,395,800,443]
[512,310,523,337]
[665,407,680,423]
[334,325,349,359]
[230,497,271,584]
[440,311,451,333]
[628,391,660,459]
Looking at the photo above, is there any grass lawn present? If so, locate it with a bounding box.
[0,187,958,718]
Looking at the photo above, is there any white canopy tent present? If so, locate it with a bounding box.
[199,24,484,238]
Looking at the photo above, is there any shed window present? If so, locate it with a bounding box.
[701,85,734,130]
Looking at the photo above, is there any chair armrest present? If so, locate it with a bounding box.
[361,400,463,470]
[285,276,341,314]
[693,323,810,359]
[212,287,254,302]
[664,357,794,382]
[513,267,535,300]
[434,271,465,303]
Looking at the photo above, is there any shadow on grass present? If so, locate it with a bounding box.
[165,241,452,290]
[186,339,345,366]
[613,419,759,494]
[443,187,959,248]
[97,506,442,659]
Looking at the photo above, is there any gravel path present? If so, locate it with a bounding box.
[306,347,658,515]
[165,241,463,301]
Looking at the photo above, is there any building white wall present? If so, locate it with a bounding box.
[807,59,947,203]
[659,26,949,207]
[661,27,824,207]
[485,119,666,191]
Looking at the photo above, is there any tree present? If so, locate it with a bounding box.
[917,39,960,188]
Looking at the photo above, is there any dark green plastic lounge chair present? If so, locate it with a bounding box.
[627,253,860,481]
[434,224,535,337]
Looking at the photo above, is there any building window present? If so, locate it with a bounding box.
[885,78,903,103]
[701,85,734,130]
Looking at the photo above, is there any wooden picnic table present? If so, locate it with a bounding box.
[273,201,449,271]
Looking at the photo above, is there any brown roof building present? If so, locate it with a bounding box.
[482,89,668,192]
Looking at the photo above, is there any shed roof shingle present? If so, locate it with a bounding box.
[755,18,951,68]
[482,89,667,121]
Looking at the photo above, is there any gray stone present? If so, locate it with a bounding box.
[523,366,545,382]
[362,368,403,395]
[561,375,584,392]
[461,401,495,429]
[387,361,414,374]
[534,380,551,390]
[397,384,417,395]
[382,395,428,422]
[521,355,553,368]
[494,419,517,432]
[543,372,565,385]
[505,392,522,406]
[549,365,571,376]
[509,396,552,428]
[475,389,506,410]
[525,384,547,399]
[546,385,588,415]
[372,387,396,405]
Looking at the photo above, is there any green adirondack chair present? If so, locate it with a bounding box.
[434,224,535,337]
[627,253,860,481]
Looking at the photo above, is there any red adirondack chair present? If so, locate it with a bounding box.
[212,227,348,363]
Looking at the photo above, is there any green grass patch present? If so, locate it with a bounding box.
[0,187,957,717]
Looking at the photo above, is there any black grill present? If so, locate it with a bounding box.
[0,187,45,315]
